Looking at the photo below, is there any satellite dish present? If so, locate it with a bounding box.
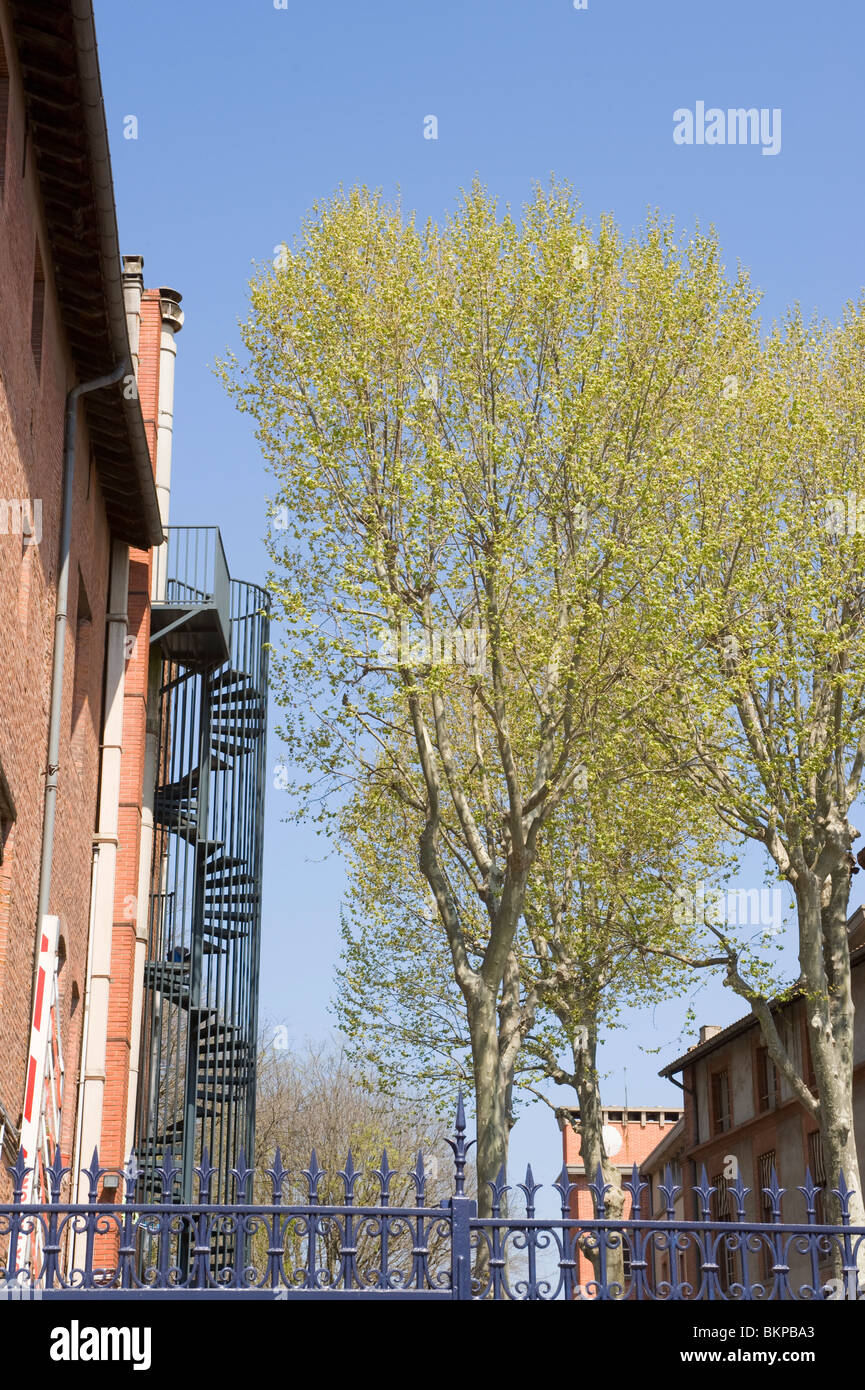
[601,1124,623,1157]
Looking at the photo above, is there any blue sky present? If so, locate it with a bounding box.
[93,0,865,1191]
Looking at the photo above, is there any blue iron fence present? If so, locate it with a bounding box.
[1,1098,863,1299]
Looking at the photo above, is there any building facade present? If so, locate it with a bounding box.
[556,910,865,1294]
[0,0,161,1199]
[646,908,865,1227]
[0,2,268,1262]
[559,1104,684,1289]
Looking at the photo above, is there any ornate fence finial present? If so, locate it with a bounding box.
[799,1165,820,1222]
[8,1147,30,1203]
[266,1146,288,1204]
[554,1162,576,1218]
[659,1161,681,1219]
[195,1146,216,1203]
[338,1149,359,1204]
[763,1165,784,1222]
[446,1088,475,1196]
[489,1164,509,1218]
[157,1151,180,1202]
[833,1169,854,1223]
[83,1146,102,1203]
[374,1149,394,1204]
[47,1145,67,1203]
[518,1163,540,1219]
[729,1169,748,1221]
[303,1148,324,1203]
[588,1164,611,1218]
[693,1164,715,1221]
[624,1162,648,1215]
[231,1146,253,1204]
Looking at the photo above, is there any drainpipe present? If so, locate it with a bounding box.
[151,288,183,603]
[32,361,130,1006]
[124,287,183,1156]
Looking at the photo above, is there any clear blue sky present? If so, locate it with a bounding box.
[93,0,865,1190]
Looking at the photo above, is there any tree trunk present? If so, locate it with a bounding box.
[796,854,865,1288]
[469,991,510,1220]
[573,1021,626,1298]
[811,864,865,1224]
[464,989,513,1296]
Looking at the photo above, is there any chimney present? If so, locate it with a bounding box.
[155,287,184,536]
[121,254,145,376]
[699,1025,722,1044]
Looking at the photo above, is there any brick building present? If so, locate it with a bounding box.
[635,906,865,1290]
[0,0,161,1196]
[645,906,865,1218]
[559,1104,684,1289]
[556,907,865,1296]
[0,4,268,1257]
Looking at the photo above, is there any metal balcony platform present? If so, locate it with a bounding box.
[150,527,231,668]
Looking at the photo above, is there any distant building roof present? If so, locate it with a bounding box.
[640,1117,686,1173]
[659,905,865,1079]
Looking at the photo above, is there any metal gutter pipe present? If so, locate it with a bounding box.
[32,360,130,1001]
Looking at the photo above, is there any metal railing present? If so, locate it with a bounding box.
[152,526,230,615]
[136,579,269,1215]
[1,1100,863,1299]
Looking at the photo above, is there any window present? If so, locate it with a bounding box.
[758,1149,777,1207]
[711,1070,732,1134]
[758,1150,777,1279]
[70,574,93,769]
[711,1171,738,1292]
[0,27,9,197]
[756,1045,778,1112]
[0,759,15,863]
[808,1130,826,1225]
[31,240,45,375]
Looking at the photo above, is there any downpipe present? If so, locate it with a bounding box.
[31,362,130,1002]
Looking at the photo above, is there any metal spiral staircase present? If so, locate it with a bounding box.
[134,529,269,1209]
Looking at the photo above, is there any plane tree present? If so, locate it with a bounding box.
[336,731,729,1251]
[640,302,865,1226]
[219,179,756,1213]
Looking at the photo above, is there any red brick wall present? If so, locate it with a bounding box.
[98,289,162,1172]
[101,551,152,1169]
[0,1,112,1194]
[562,1110,684,1292]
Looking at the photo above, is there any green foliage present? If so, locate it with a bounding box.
[224,178,864,1199]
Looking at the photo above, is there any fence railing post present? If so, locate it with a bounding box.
[3,1111,863,1301]
[450,1192,475,1300]
[447,1090,477,1300]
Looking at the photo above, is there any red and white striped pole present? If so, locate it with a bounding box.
[16,915,59,1269]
